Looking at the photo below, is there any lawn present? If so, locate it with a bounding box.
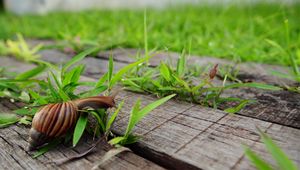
[0,3,299,65]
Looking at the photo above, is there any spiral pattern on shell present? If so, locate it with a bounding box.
[28,96,116,151]
[28,102,78,150]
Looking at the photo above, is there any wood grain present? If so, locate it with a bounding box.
[0,57,164,170]
[1,47,300,169]
[96,48,300,128]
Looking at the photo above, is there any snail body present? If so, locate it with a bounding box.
[28,96,115,151]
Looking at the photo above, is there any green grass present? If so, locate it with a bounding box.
[122,51,281,113]
[0,48,175,157]
[245,128,298,170]
[0,3,299,66]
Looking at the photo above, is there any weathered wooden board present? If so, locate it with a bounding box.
[221,87,300,129]
[111,90,300,170]
[29,72,300,170]
[96,48,300,129]
[33,39,300,129]
[0,57,165,170]
[1,48,300,170]
[0,114,165,170]
[233,123,300,170]
[27,39,294,86]
[97,48,294,86]
[36,48,300,169]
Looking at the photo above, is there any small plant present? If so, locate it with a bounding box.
[122,51,281,113]
[108,94,175,145]
[0,65,46,103]
[59,35,98,55]
[4,33,43,62]
[244,128,298,170]
[0,47,173,159]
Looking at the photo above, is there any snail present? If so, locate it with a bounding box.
[28,95,115,151]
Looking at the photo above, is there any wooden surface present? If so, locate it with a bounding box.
[0,43,300,170]
[96,48,300,129]
[0,57,165,170]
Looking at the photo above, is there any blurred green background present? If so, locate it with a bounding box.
[0,3,299,65]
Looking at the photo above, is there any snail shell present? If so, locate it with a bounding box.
[28,96,115,151]
[28,102,78,151]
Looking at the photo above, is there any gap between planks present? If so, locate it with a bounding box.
[1,49,300,169]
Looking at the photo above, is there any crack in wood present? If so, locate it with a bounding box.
[1,49,300,169]
[231,123,273,169]
[174,113,227,154]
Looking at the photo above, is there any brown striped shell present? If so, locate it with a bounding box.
[28,96,115,151]
[28,102,78,150]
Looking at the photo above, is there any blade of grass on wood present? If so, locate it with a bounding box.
[33,139,61,158]
[125,94,175,136]
[0,113,19,128]
[108,55,113,85]
[224,100,250,114]
[176,49,186,77]
[73,113,88,147]
[95,73,108,88]
[106,100,124,132]
[244,146,273,170]
[258,128,298,170]
[225,83,282,91]
[15,64,46,80]
[62,47,99,73]
[110,56,151,87]
[160,62,171,82]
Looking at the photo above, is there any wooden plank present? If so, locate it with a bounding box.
[2,55,300,169]
[96,48,300,129]
[0,57,165,170]
[221,88,300,129]
[39,49,128,75]
[0,103,165,170]
[233,124,300,170]
[26,39,294,86]
[35,49,300,169]
[97,48,294,86]
[111,90,300,169]
[35,42,300,128]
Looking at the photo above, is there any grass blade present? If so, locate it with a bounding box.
[91,147,130,170]
[106,100,124,132]
[258,129,298,170]
[144,9,148,59]
[110,56,151,87]
[125,94,175,136]
[176,49,186,77]
[108,55,114,85]
[95,73,108,88]
[89,110,106,132]
[244,146,273,170]
[0,113,19,128]
[73,113,88,147]
[160,62,171,82]
[63,47,99,73]
[62,65,85,87]
[108,136,127,145]
[33,139,60,158]
[47,77,60,101]
[124,99,141,136]
[225,83,282,91]
[224,100,250,114]
[15,64,46,80]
